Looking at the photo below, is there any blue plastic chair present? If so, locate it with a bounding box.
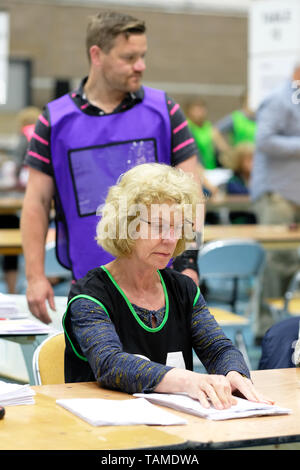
[266,270,300,322]
[198,238,266,317]
[198,239,266,368]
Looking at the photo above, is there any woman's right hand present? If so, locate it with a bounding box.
[154,368,237,410]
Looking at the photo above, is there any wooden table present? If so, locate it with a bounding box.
[206,194,252,223]
[160,368,300,449]
[1,369,299,451]
[0,227,56,255]
[204,224,300,250]
[0,196,23,215]
[0,229,22,255]
[211,307,249,327]
[206,194,251,211]
[0,382,186,451]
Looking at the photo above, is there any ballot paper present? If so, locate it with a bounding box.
[0,380,36,406]
[134,393,292,421]
[56,397,187,426]
[0,319,53,335]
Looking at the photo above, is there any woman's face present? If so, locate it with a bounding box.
[130,203,185,270]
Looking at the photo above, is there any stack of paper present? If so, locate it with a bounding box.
[134,393,292,421]
[0,381,36,406]
[0,319,53,335]
[0,293,20,318]
[56,397,187,426]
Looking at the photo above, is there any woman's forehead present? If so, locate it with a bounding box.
[143,203,185,219]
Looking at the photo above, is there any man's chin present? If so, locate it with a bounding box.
[128,78,142,92]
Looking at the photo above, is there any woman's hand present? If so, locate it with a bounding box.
[226,371,274,405]
[155,369,237,410]
[155,369,275,410]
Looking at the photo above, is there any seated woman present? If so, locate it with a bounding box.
[220,142,257,224]
[63,163,271,410]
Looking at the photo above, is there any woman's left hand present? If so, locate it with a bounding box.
[226,371,274,405]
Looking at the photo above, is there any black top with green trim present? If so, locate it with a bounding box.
[63,266,199,383]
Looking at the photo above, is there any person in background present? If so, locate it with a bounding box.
[219,142,256,224]
[186,98,229,170]
[259,316,300,369]
[186,99,227,224]
[250,63,300,340]
[0,150,19,293]
[216,94,256,147]
[63,163,272,408]
[14,106,41,188]
[21,11,203,324]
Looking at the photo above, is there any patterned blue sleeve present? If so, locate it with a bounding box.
[191,292,250,378]
[69,298,172,394]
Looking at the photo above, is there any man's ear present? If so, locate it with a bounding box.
[89,45,103,66]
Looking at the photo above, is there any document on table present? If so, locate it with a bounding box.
[0,380,36,406]
[0,319,53,335]
[0,293,27,319]
[56,397,187,426]
[134,393,292,421]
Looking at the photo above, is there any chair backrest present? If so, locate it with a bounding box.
[198,239,266,317]
[32,332,65,385]
[198,238,266,279]
[284,270,300,307]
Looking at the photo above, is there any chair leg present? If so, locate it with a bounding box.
[235,330,252,370]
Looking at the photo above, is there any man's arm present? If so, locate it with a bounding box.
[20,167,55,324]
[175,153,202,188]
[256,95,300,158]
[175,155,205,285]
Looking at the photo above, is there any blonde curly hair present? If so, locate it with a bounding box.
[96,163,204,258]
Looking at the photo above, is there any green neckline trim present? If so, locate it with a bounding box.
[193,286,200,307]
[63,294,111,362]
[101,265,169,333]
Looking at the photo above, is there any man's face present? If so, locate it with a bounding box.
[100,33,147,93]
[188,104,207,126]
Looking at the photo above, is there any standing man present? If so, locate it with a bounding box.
[250,63,300,338]
[21,11,202,324]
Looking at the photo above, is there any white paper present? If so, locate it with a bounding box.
[0,380,36,406]
[204,169,232,186]
[56,397,187,426]
[0,319,53,335]
[134,393,291,421]
[0,293,19,317]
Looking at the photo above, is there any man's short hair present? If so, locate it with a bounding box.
[86,11,146,58]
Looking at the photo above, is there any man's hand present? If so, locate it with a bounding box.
[26,276,56,324]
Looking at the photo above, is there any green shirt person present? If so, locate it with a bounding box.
[186,99,230,169]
